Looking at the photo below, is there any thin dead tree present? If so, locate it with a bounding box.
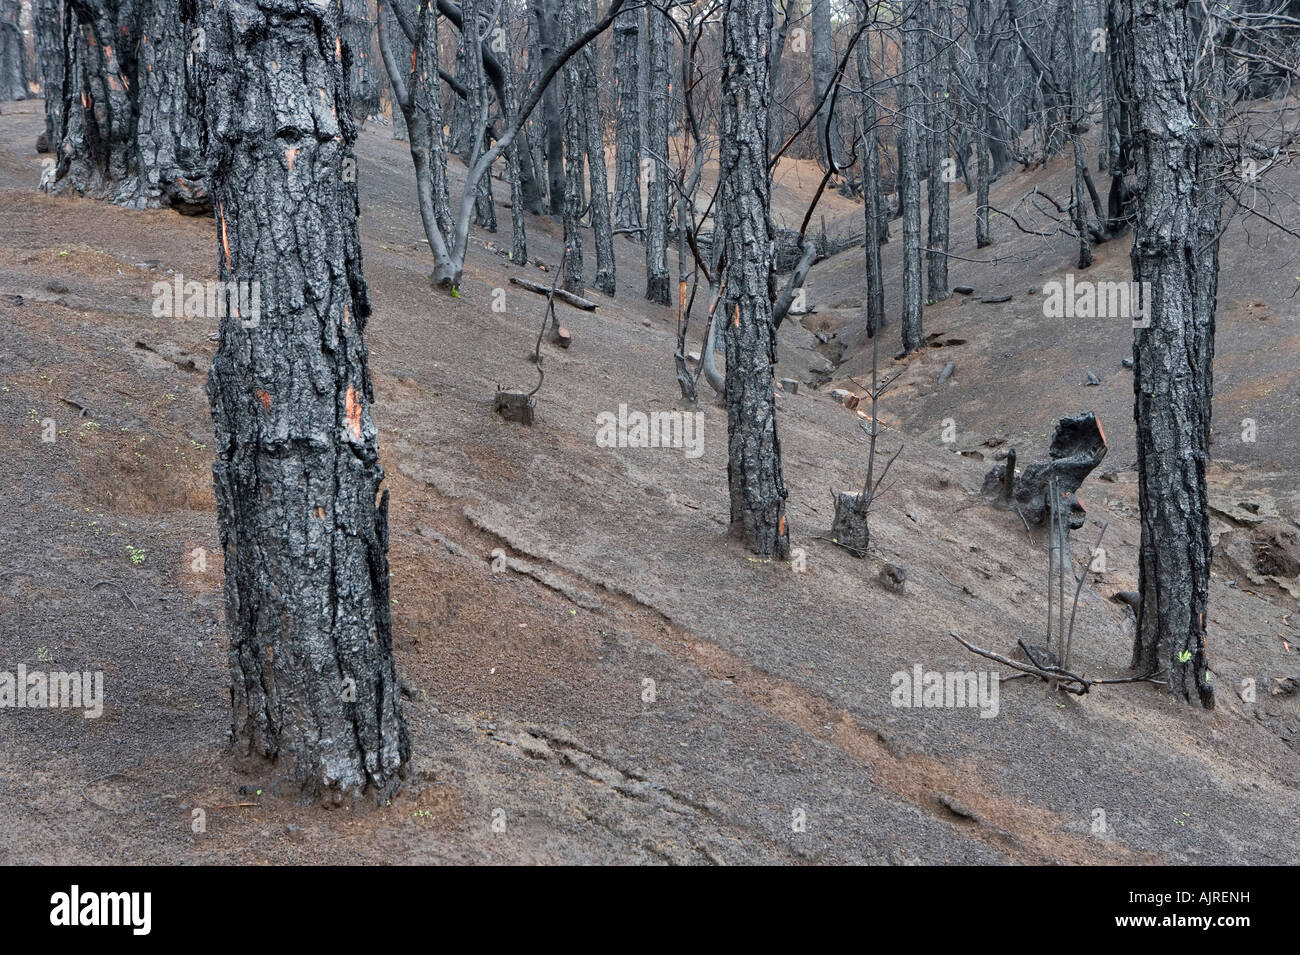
[377,0,628,291]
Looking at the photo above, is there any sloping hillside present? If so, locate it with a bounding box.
[1,98,1296,864]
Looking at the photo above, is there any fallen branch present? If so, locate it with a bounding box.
[949,631,1167,695]
[950,631,1090,694]
[510,276,599,311]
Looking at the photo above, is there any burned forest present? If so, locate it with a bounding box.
[1,0,1299,889]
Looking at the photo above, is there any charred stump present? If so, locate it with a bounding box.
[830,491,871,556]
[983,412,1107,529]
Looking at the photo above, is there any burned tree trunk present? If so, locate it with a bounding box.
[343,0,379,123]
[379,0,457,285]
[721,0,789,559]
[200,0,410,797]
[561,0,586,294]
[768,0,791,153]
[643,1,671,306]
[581,12,615,296]
[502,15,529,265]
[611,9,641,232]
[0,0,26,101]
[1065,0,1092,268]
[971,0,993,248]
[898,0,925,353]
[454,0,496,233]
[34,0,62,151]
[48,0,207,212]
[383,0,410,141]
[1121,0,1219,707]
[532,0,565,214]
[856,10,886,337]
[925,0,951,302]
[810,0,838,169]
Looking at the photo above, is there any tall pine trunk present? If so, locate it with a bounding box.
[532,0,565,214]
[0,0,27,101]
[898,0,924,353]
[561,0,586,293]
[581,9,615,296]
[611,11,641,232]
[971,0,992,247]
[810,0,838,168]
[925,0,951,302]
[643,1,671,305]
[1121,0,1218,707]
[721,0,789,558]
[48,0,207,212]
[342,0,379,123]
[34,0,62,151]
[856,9,885,336]
[200,0,410,795]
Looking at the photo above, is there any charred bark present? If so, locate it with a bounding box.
[200,0,410,797]
[532,0,565,214]
[0,0,26,101]
[611,10,641,232]
[810,0,839,168]
[971,0,993,247]
[501,13,529,264]
[721,0,789,559]
[581,10,615,296]
[643,1,671,305]
[379,0,457,285]
[561,0,586,294]
[1121,0,1219,707]
[48,0,208,213]
[34,0,62,151]
[898,0,925,353]
[856,9,886,337]
[925,0,951,302]
[343,0,379,123]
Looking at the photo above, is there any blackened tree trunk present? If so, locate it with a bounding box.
[200,0,410,796]
[898,0,924,353]
[810,0,838,168]
[501,13,529,265]
[49,0,207,212]
[611,10,641,232]
[379,0,457,284]
[581,9,615,295]
[1121,0,1218,707]
[0,0,26,101]
[643,2,671,305]
[767,0,792,153]
[1065,0,1092,267]
[383,0,410,141]
[971,0,992,247]
[721,0,789,559]
[925,0,951,302]
[856,8,885,336]
[34,0,62,151]
[533,0,565,214]
[561,0,586,293]
[454,0,496,232]
[343,0,379,123]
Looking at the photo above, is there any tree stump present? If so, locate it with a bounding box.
[494,389,535,425]
[830,491,871,555]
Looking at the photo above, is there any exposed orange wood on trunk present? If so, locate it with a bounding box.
[345,384,362,440]
[219,201,231,271]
